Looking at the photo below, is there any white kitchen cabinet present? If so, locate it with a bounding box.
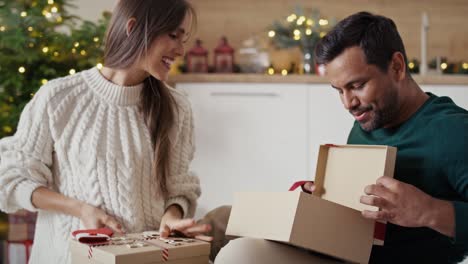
[307,84,354,175]
[179,83,309,218]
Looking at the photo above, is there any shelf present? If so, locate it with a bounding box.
[169,73,468,86]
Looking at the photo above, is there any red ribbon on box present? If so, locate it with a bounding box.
[288,180,314,194]
[72,228,114,244]
[6,240,33,264]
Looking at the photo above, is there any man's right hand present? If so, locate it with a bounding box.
[79,202,125,234]
[303,182,316,193]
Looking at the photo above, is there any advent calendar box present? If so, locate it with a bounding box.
[70,232,210,264]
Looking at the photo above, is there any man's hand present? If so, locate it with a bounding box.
[303,182,316,193]
[360,176,455,237]
[79,202,125,234]
[159,205,213,242]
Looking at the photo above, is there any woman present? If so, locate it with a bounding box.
[0,0,210,263]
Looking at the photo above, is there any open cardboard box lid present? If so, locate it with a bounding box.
[312,144,397,211]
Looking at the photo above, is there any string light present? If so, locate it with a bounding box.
[93,37,99,42]
[281,69,288,76]
[45,12,52,19]
[268,30,275,38]
[56,16,63,23]
[96,63,103,70]
[28,27,33,32]
[294,35,301,40]
[42,47,49,53]
[51,6,58,13]
[440,63,448,70]
[267,67,275,75]
[296,16,306,26]
[28,43,34,48]
[18,66,26,73]
[48,0,54,4]
[80,50,87,56]
[287,14,297,23]
[41,79,48,85]
[462,63,468,70]
[74,42,80,47]
[20,11,27,17]
[306,19,314,26]
[319,19,329,26]
[71,48,76,53]
[293,29,301,36]
[30,93,34,97]
[3,126,12,133]
[306,29,312,35]
[320,32,327,38]
[408,62,415,69]
[53,51,59,57]
[69,69,76,75]
[0,26,6,32]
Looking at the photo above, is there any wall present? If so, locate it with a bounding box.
[73,0,468,66]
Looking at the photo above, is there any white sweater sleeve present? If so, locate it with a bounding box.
[165,93,201,218]
[0,86,54,213]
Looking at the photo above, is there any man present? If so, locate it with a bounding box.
[215,12,468,264]
[313,11,468,263]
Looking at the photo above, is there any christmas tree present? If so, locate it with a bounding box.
[267,7,336,73]
[0,0,110,138]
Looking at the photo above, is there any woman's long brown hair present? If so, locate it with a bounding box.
[103,0,195,198]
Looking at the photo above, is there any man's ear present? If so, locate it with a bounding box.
[126,18,137,37]
[390,52,406,81]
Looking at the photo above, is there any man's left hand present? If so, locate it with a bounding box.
[360,176,436,228]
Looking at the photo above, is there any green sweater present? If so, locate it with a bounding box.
[348,93,468,264]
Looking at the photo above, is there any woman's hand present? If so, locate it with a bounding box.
[159,205,213,242]
[31,187,125,233]
[79,202,125,234]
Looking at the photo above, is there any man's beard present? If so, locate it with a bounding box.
[352,90,400,132]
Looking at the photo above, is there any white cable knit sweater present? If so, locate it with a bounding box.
[0,67,201,264]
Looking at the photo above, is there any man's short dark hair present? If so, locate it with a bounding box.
[315,11,409,73]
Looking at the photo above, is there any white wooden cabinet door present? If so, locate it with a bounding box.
[178,83,309,218]
[307,84,355,179]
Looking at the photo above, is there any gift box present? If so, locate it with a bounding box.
[6,240,33,264]
[226,144,397,264]
[8,210,37,241]
[70,232,211,264]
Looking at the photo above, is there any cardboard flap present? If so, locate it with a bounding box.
[313,144,396,211]
[226,192,302,240]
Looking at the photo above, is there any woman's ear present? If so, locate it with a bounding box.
[126,18,137,37]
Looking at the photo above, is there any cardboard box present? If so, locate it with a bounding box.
[70,233,210,264]
[8,210,37,241]
[226,144,397,264]
[5,240,33,264]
